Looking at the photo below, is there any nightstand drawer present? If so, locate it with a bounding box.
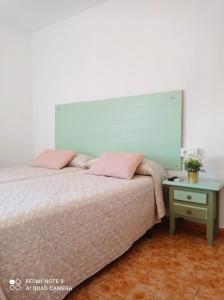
[173,202,208,220]
[174,189,207,204]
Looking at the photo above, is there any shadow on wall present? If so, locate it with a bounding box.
[207,157,224,228]
[206,157,224,179]
[219,188,224,228]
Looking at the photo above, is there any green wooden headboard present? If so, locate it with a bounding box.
[55,90,182,170]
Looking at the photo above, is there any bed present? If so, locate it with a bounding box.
[1,165,165,300]
[0,90,182,300]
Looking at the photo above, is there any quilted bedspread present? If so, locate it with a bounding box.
[0,165,77,184]
[0,166,165,300]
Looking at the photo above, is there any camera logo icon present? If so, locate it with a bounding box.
[9,279,22,291]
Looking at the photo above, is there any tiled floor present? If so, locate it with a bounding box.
[65,226,224,300]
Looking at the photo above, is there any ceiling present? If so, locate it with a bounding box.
[0,0,107,32]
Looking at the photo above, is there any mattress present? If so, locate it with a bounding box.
[0,166,165,300]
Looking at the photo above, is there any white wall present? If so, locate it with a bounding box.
[0,21,32,167]
[31,0,224,226]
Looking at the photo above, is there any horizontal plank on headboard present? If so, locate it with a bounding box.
[55,90,182,170]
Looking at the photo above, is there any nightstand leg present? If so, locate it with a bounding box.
[170,216,175,235]
[214,218,219,236]
[207,191,216,245]
[207,220,214,246]
[169,187,175,235]
[214,192,219,236]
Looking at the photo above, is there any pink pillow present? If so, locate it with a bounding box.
[87,152,144,179]
[31,149,76,169]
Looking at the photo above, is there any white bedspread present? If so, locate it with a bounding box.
[0,166,165,300]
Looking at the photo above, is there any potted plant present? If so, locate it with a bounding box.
[184,156,203,183]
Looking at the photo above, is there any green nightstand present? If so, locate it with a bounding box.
[163,178,224,245]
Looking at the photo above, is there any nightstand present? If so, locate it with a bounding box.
[163,179,224,245]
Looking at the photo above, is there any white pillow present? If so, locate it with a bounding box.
[136,159,168,183]
[69,153,95,168]
[84,158,98,169]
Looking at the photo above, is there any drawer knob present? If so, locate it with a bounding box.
[186,209,192,215]
[187,194,192,200]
